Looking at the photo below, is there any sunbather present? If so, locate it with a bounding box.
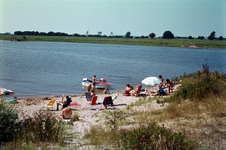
[123,84,132,95]
[135,85,142,97]
[157,83,165,96]
[91,90,95,97]
[56,96,72,111]
[57,105,72,119]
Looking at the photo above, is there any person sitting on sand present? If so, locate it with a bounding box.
[103,88,109,94]
[126,84,131,91]
[157,83,165,96]
[123,84,132,95]
[90,90,95,97]
[166,79,174,94]
[57,105,72,119]
[129,84,134,90]
[135,85,142,97]
[56,96,72,111]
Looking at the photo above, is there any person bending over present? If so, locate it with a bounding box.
[166,79,174,94]
[87,84,91,93]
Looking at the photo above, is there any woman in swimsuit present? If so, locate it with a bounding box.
[166,79,174,94]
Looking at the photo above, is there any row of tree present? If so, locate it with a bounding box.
[13,31,224,40]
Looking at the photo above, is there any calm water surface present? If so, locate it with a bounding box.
[0,40,225,98]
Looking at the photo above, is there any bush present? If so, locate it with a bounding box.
[0,101,22,142]
[169,77,224,102]
[119,123,197,149]
[22,110,65,144]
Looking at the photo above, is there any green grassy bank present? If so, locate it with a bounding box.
[0,35,226,49]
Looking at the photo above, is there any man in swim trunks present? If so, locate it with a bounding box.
[57,105,72,119]
[92,75,96,93]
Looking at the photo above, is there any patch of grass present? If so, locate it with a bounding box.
[71,112,80,121]
[119,123,197,149]
[83,125,120,147]
[104,110,128,131]
[126,97,153,110]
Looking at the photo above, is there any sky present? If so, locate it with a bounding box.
[0,0,225,37]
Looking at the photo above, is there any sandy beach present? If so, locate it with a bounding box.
[12,84,181,148]
[16,92,148,136]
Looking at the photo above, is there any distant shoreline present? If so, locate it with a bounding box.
[0,35,225,49]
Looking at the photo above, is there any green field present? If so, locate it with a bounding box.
[0,35,226,49]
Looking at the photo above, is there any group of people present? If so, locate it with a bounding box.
[123,84,142,97]
[158,75,174,95]
[56,95,72,119]
[56,75,175,120]
[123,75,175,97]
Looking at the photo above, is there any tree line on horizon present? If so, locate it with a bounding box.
[12,30,225,41]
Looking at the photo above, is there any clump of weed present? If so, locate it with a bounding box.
[0,102,22,142]
[105,110,128,131]
[119,123,197,149]
[168,77,224,103]
[71,112,80,121]
[22,110,65,145]
[83,125,120,147]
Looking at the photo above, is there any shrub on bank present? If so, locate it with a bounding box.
[0,103,66,149]
[0,101,22,142]
[167,71,226,103]
[119,123,197,149]
[22,110,65,144]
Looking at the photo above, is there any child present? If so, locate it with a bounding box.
[103,88,109,94]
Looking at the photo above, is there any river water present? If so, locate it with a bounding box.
[0,40,225,98]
